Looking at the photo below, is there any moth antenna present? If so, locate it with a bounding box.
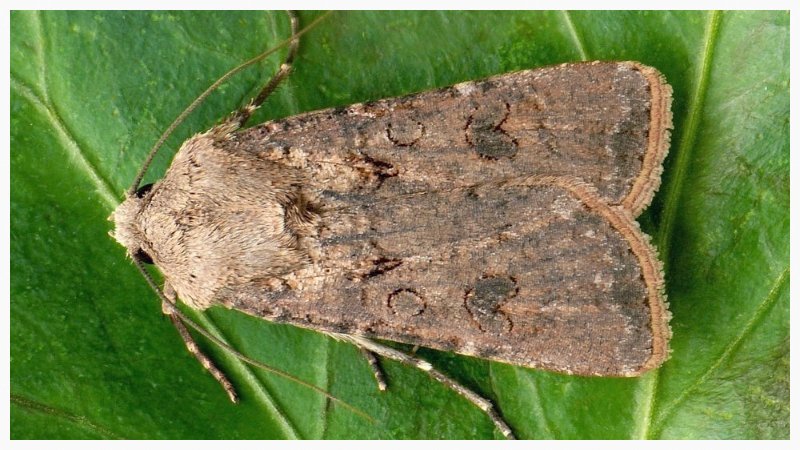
[131,258,374,423]
[127,11,333,197]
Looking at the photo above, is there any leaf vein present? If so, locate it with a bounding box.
[32,11,48,102]
[651,266,789,433]
[10,77,118,207]
[192,313,302,439]
[560,11,589,61]
[11,394,124,439]
[637,10,723,440]
[516,368,555,438]
[656,10,722,262]
[319,335,333,439]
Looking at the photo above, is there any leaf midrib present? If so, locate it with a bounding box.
[635,10,722,440]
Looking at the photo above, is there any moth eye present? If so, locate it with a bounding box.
[135,183,154,198]
[134,248,154,265]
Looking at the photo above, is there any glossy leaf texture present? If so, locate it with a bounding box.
[10,11,788,439]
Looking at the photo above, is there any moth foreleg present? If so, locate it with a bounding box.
[162,283,239,403]
[226,10,300,130]
[358,348,388,391]
[330,333,515,439]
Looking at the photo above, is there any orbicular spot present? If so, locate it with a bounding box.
[466,102,518,159]
[464,275,517,333]
[387,118,424,147]
[388,288,426,317]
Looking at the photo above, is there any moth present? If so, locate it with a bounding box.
[110,12,672,439]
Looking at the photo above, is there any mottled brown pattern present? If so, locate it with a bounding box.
[112,61,672,377]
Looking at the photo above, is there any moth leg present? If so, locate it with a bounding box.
[226,10,299,129]
[330,333,515,439]
[358,348,388,391]
[162,283,239,403]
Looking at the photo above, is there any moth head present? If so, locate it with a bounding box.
[109,183,155,264]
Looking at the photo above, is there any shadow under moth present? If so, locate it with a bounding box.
[110,13,672,439]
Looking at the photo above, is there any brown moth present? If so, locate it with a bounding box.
[110,13,672,439]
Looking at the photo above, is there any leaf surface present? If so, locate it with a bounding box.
[10,11,789,439]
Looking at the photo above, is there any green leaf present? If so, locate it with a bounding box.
[10,11,788,439]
